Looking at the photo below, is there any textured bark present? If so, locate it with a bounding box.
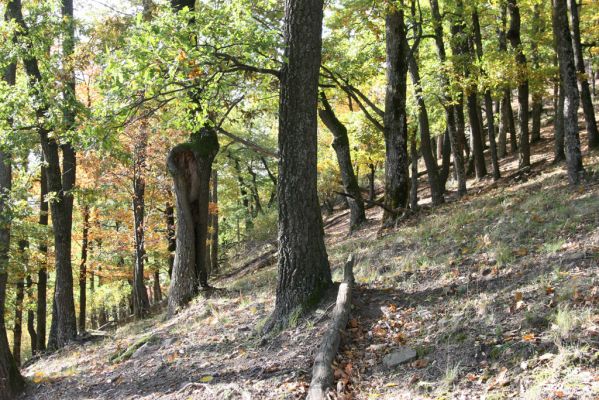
[79,206,90,332]
[152,270,161,303]
[37,154,48,352]
[383,5,410,222]
[167,127,219,317]
[0,24,24,391]
[132,122,150,319]
[429,0,466,195]
[319,92,366,230]
[507,0,530,168]
[554,84,566,162]
[209,170,218,273]
[530,4,543,144]
[567,0,599,148]
[472,10,500,180]
[410,139,419,211]
[407,54,444,205]
[10,0,79,349]
[531,97,543,143]
[266,0,331,330]
[553,0,584,184]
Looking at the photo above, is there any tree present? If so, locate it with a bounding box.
[552,0,584,184]
[507,0,531,168]
[567,0,599,148]
[266,0,331,330]
[78,205,90,332]
[383,2,411,222]
[318,92,366,230]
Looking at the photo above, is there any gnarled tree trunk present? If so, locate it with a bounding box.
[167,127,219,317]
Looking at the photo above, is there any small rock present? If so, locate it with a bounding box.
[383,347,417,369]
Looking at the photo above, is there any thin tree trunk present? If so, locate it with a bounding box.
[507,0,530,168]
[132,121,150,319]
[553,0,584,183]
[210,170,218,273]
[410,138,419,211]
[79,205,90,332]
[319,92,366,230]
[567,0,599,148]
[368,163,376,201]
[165,199,176,278]
[13,273,24,367]
[37,153,48,352]
[26,275,36,354]
[407,53,444,204]
[554,83,566,162]
[153,270,161,303]
[530,4,543,144]
[429,0,466,195]
[265,0,331,331]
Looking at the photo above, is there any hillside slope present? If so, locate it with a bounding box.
[20,129,599,399]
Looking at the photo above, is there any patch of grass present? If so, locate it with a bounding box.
[541,239,565,254]
[494,242,515,267]
[443,360,461,387]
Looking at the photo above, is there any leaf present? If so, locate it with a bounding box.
[522,332,536,342]
[546,286,555,295]
[199,375,213,383]
[513,247,528,257]
[514,291,523,302]
[412,359,429,368]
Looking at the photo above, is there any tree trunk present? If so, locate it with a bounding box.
[37,154,48,352]
[554,83,566,162]
[79,205,90,332]
[210,170,218,273]
[567,0,599,148]
[368,163,376,201]
[407,53,444,205]
[429,0,466,196]
[553,0,584,184]
[472,9,500,180]
[383,4,410,223]
[26,275,36,354]
[410,138,419,211]
[165,199,176,278]
[530,4,543,145]
[531,97,543,143]
[319,92,366,230]
[507,0,530,168]
[13,271,24,367]
[167,127,219,317]
[0,28,24,392]
[132,121,150,319]
[266,0,331,331]
[153,270,161,303]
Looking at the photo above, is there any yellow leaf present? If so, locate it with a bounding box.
[199,375,213,383]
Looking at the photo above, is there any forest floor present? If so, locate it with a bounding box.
[19,117,599,399]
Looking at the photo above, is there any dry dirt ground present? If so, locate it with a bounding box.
[20,118,599,399]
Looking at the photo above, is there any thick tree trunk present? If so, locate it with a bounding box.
[429,0,466,195]
[553,0,584,184]
[407,54,444,205]
[319,92,366,230]
[567,0,599,148]
[0,35,24,392]
[507,0,530,168]
[210,170,218,273]
[132,122,150,319]
[383,5,411,222]
[167,127,219,317]
[266,0,331,330]
[37,154,48,352]
[79,205,90,332]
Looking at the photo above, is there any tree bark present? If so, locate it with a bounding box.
[554,83,566,162]
[472,9,500,180]
[165,199,176,278]
[0,19,24,390]
[552,0,584,184]
[319,92,366,230]
[530,4,543,144]
[210,170,219,273]
[383,4,411,223]
[37,153,48,352]
[507,0,531,168]
[13,271,24,367]
[79,205,90,332]
[567,0,599,148]
[368,163,376,201]
[429,0,467,196]
[409,138,419,211]
[407,53,444,204]
[26,275,36,355]
[167,127,219,317]
[132,121,150,319]
[266,0,331,330]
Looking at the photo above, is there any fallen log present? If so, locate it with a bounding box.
[307,254,355,400]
